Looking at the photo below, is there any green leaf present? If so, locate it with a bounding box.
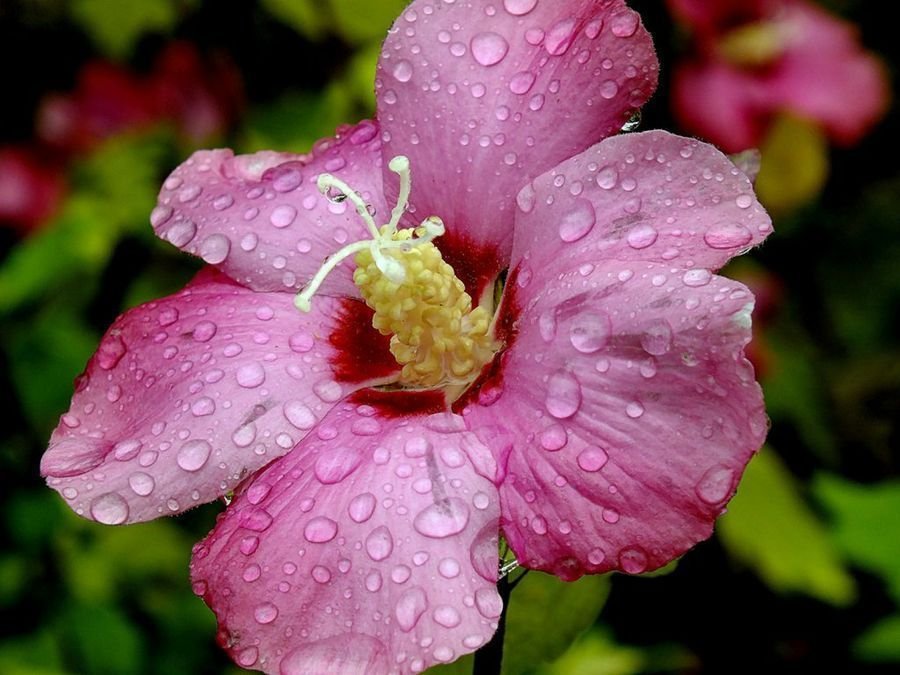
[718,450,855,605]
[502,572,610,675]
[854,614,900,663]
[537,629,646,675]
[0,630,67,675]
[68,0,182,58]
[814,474,900,604]
[56,602,144,675]
[328,0,407,44]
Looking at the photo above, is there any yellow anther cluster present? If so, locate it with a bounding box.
[354,226,498,387]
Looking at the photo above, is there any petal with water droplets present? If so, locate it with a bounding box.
[463,259,766,579]
[41,269,359,524]
[152,120,386,295]
[376,0,658,262]
[191,405,501,674]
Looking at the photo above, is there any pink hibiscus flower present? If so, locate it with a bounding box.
[668,0,889,152]
[42,0,772,672]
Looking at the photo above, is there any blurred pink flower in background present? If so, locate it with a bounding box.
[667,0,889,152]
[0,146,66,231]
[37,40,244,153]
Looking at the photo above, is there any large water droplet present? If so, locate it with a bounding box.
[640,319,673,355]
[696,464,736,504]
[236,362,266,388]
[626,224,658,249]
[395,587,428,632]
[577,446,609,472]
[569,311,611,353]
[254,601,279,624]
[177,440,211,472]
[365,525,394,561]
[544,18,577,55]
[199,234,231,264]
[128,472,155,496]
[545,370,582,419]
[97,335,126,370]
[618,546,648,574]
[704,223,753,249]
[475,588,503,618]
[413,498,470,538]
[558,198,596,242]
[314,448,362,484]
[503,0,537,15]
[304,516,338,543]
[270,205,297,228]
[90,492,129,524]
[610,10,639,37]
[433,605,462,628]
[471,32,509,66]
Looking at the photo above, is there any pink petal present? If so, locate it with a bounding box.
[671,60,769,153]
[191,405,501,674]
[42,269,360,524]
[376,0,658,260]
[770,2,888,147]
[511,130,772,277]
[152,120,385,294]
[462,260,767,579]
[665,0,775,37]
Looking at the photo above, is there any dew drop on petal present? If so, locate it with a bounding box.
[503,0,537,15]
[413,498,470,538]
[269,205,297,228]
[619,546,648,574]
[626,224,658,249]
[558,198,596,242]
[704,223,753,249]
[569,311,611,353]
[640,319,673,355]
[236,362,266,388]
[365,525,394,561]
[90,492,129,524]
[304,516,338,543]
[199,234,231,264]
[577,446,609,472]
[610,9,639,37]
[395,587,428,632]
[545,370,582,419]
[682,269,712,287]
[696,464,736,504]
[128,471,155,496]
[392,59,414,82]
[177,440,211,472]
[254,602,279,624]
[471,32,509,66]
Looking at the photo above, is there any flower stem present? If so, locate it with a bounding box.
[472,574,512,675]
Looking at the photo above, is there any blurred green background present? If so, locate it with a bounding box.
[0,1,897,673]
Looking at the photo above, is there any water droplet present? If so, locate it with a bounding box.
[600,80,619,99]
[199,234,231,264]
[438,557,460,578]
[558,198,596,242]
[503,0,537,15]
[509,71,536,95]
[239,535,259,555]
[365,525,394,561]
[539,424,568,451]
[704,223,753,249]
[413,498,470,538]
[192,320,217,342]
[544,18,577,55]
[682,269,712,287]
[475,588,503,618]
[304,516,338,543]
[545,370,582,419]
[236,362,266,388]
[191,396,216,417]
[113,439,142,461]
[177,440,211,472]
[618,546,648,574]
[90,492,129,524]
[596,165,618,189]
[283,401,316,430]
[625,401,645,418]
[270,205,297,228]
[577,446,609,472]
[272,167,302,193]
[254,601,279,624]
[128,472,155,496]
[640,319,673,355]
[395,587,428,632]
[433,605,462,628]
[569,311,611,353]
[392,59,414,82]
[315,448,362,484]
[610,10,639,37]
[237,647,259,667]
[626,224,658,249]
[517,183,536,213]
[696,464,736,504]
[246,483,271,505]
[735,194,753,209]
[97,335,126,370]
[164,219,197,247]
[150,205,173,228]
[471,32,509,66]
[539,308,557,342]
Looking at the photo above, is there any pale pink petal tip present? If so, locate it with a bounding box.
[192,406,502,674]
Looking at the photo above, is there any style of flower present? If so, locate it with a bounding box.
[42,1,772,673]
[667,0,889,152]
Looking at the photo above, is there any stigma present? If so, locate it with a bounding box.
[296,156,499,389]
